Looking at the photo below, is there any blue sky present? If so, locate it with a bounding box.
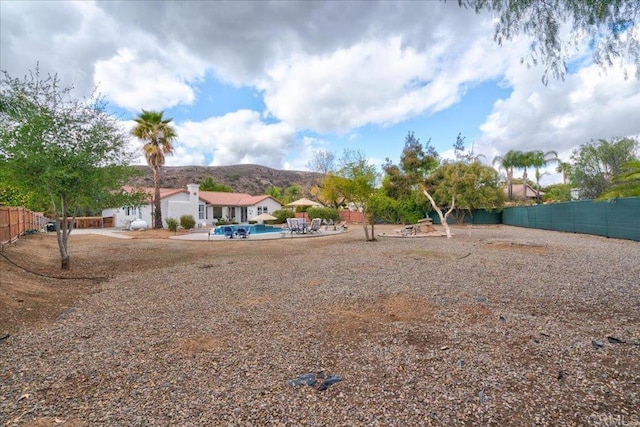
[1,1,638,186]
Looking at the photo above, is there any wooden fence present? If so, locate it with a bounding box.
[73,216,114,229]
[0,207,47,248]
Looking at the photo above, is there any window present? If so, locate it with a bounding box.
[124,206,136,216]
[198,204,205,220]
[257,206,268,215]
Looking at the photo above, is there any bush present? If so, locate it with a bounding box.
[543,184,572,202]
[272,209,296,223]
[166,217,179,232]
[307,207,340,222]
[180,215,196,230]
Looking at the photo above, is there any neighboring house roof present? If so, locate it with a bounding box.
[504,184,543,198]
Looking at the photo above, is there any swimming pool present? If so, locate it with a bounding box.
[211,223,280,236]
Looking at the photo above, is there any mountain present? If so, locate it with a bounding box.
[128,164,323,195]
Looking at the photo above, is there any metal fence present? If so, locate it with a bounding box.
[502,198,640,241]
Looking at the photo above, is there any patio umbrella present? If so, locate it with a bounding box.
[285,198,323,224]
[285,198,323,208]
[252,213,277,223]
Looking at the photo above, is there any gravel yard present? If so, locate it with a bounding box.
[1,225,639,426]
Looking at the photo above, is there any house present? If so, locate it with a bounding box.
[102,184,282,228]
[503,183,543,200]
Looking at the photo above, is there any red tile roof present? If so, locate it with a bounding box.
[121,186,279,206]
[199,191,276,206]
[121,186,186,201]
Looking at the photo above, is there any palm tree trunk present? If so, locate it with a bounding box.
[153,166,163,229]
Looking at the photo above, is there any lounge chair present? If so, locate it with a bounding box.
[286,217,300,234]
[236,227,248,238]
[223,226,234,238]
[337,221,348,231]
[308,218,322,233]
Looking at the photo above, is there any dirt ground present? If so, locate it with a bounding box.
[0,228,197,336]
[1,225,639,425]
[0,226,356,335]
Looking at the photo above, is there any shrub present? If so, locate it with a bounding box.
[272,209,296,223]
[166,217,179,232]
[307,207,340,222]
[180,215,196,230]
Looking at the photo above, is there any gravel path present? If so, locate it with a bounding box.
[1,225,639,426]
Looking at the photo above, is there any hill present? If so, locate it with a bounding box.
[128,164,323,195]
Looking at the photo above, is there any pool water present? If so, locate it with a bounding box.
[212,223,280,236]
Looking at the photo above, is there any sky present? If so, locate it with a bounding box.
[1,1,639,186]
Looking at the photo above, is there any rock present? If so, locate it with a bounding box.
[318,375,342,391]
[287,371,342,390]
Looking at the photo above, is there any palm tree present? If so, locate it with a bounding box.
[556,162,572,184]
[530,150,559,203]
[516,151,537,200]
[493,150,522,201]
[131,110,177,229]
[598,159,640,199]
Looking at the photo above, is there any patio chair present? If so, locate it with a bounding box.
[323,219,334,231]
[236,227,249,238]
[223,226,234,238]
[308,218,322,233]
[337,221,348,231]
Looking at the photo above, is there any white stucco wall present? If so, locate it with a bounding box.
[165,184,202,225]
[103,185,283,228]
[247,198,282,221]
[102,205,153,229]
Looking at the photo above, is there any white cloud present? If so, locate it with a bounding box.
[164,145,208,167]
[0,1,121,96]
[258,20,510,135]
[174,110,297,168]
[3,0,638,172]
[476,60,640,166]
[94,48,201,111]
